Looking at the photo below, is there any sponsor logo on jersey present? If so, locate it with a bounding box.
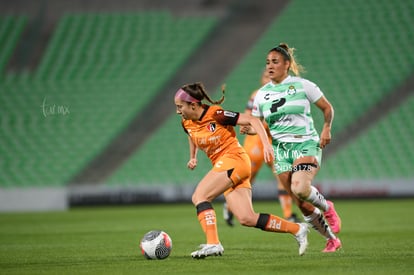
[223,111,237,118]
[207,122,216,132]
[287,85,296,95]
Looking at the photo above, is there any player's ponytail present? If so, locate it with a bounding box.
[181,82,225,105]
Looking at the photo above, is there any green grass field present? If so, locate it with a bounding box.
[1,199,413,274]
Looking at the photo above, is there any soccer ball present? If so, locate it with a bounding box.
[140,230,172,260]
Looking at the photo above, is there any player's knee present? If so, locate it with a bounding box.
[291,178,308,200]
[291,163,316,199]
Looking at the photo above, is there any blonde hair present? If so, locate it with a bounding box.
[181,82,225,105]
[269,43,305,76]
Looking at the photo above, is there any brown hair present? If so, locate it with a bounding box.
[269,43,305,76]
[181,82,225,105]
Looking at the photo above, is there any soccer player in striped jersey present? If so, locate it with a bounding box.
[174,82,309,258]
[250,43,342,252]
[223,71,300,227]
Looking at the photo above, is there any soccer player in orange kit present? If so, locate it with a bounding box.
[174,82,309,258]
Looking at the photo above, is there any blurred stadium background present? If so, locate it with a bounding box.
[0,0,413,212]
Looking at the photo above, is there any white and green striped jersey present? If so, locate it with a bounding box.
[252,75,323,143]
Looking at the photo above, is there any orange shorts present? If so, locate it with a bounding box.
[212,151,252,196]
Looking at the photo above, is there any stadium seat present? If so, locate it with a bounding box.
[0,12,218,187]
[317,94,414,180]
[0,15,27,74]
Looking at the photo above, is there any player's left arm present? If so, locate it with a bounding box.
[187,136,198,170]
[314,95,334,149]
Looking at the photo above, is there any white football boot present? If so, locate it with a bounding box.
[191,243,224,259]
[294,223,309,256]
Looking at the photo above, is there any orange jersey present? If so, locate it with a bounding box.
[181,104,252,194]
[181,105,244,165]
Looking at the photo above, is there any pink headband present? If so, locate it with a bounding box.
[175,88,200,103]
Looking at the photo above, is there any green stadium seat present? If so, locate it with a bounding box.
[0,12,218,188]
[0,15,27,74]
[317,94,414,180]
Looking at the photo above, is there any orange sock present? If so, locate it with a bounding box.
[196,202,220,244]
[278,189,293,219]
[256,213,300,234]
